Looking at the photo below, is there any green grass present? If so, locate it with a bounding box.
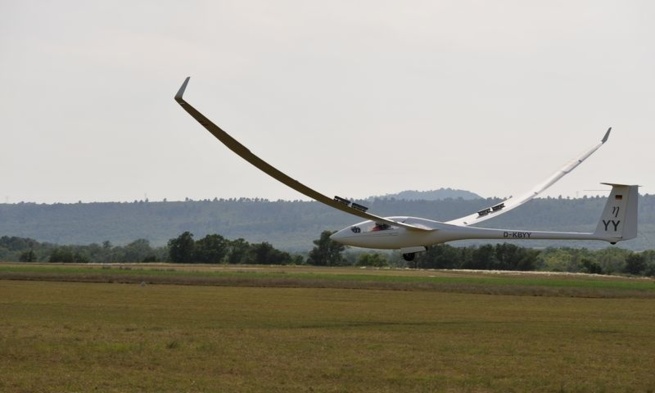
[1,266,655,392]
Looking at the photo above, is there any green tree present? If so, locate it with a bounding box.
[307,230,345,266]
[122,239,156,262]
[463,244,497,270]
[250,242,290,265]
[538,248,574,272]
[226,238,251,264]
[168,231,195,263]
[592,247,629,274]
[49,247,88,263]
[19,249,37,262]
[416,245,461,269]
[641,250,655,277]
[580,258,603,274]
[624,252,646,275]
[194,234,228,263]
[494,244,539,271]
[356,253,388,267]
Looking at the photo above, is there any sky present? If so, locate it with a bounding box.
[1,1,653,204]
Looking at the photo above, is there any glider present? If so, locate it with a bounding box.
[175,77,638,261]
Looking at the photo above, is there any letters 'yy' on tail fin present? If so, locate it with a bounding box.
[594,183,639,243]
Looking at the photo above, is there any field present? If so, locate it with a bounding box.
[1,264,654,392]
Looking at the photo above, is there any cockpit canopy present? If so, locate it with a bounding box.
[350,221,395,234]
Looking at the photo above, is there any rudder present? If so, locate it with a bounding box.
[593,183,639,243]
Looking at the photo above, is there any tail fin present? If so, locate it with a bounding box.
[593,183,639,243]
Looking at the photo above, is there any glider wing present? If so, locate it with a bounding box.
[175,77,429,231]
[445,127,611,226]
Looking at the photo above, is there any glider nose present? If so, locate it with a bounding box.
[330,227,353,245]
[330,229,345,243]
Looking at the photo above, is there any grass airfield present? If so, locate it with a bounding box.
[1,264,654,392]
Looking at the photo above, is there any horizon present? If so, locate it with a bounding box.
[1,188,624,205]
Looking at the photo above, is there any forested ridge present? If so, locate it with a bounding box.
[1,194,654,251]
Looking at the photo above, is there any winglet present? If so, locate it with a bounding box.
[175,77,191,103]
[602,127,611,143]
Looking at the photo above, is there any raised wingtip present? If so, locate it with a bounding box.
[602,127,611,143]
[174,77,191,102]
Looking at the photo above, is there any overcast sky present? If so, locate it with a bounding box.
[1,1,653,204]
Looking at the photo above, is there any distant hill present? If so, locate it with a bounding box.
[1,195,654,252]
[374,188,481,201]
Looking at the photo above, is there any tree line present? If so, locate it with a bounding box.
[412,243,655,276]
[1,232,654,277]
[167,232,302,265]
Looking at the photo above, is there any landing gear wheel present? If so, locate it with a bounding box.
[402,253,416,262]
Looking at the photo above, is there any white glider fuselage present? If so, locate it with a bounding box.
[332,217,608,248]
[331,217,586,249]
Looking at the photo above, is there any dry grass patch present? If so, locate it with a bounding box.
[1,280,654,392]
